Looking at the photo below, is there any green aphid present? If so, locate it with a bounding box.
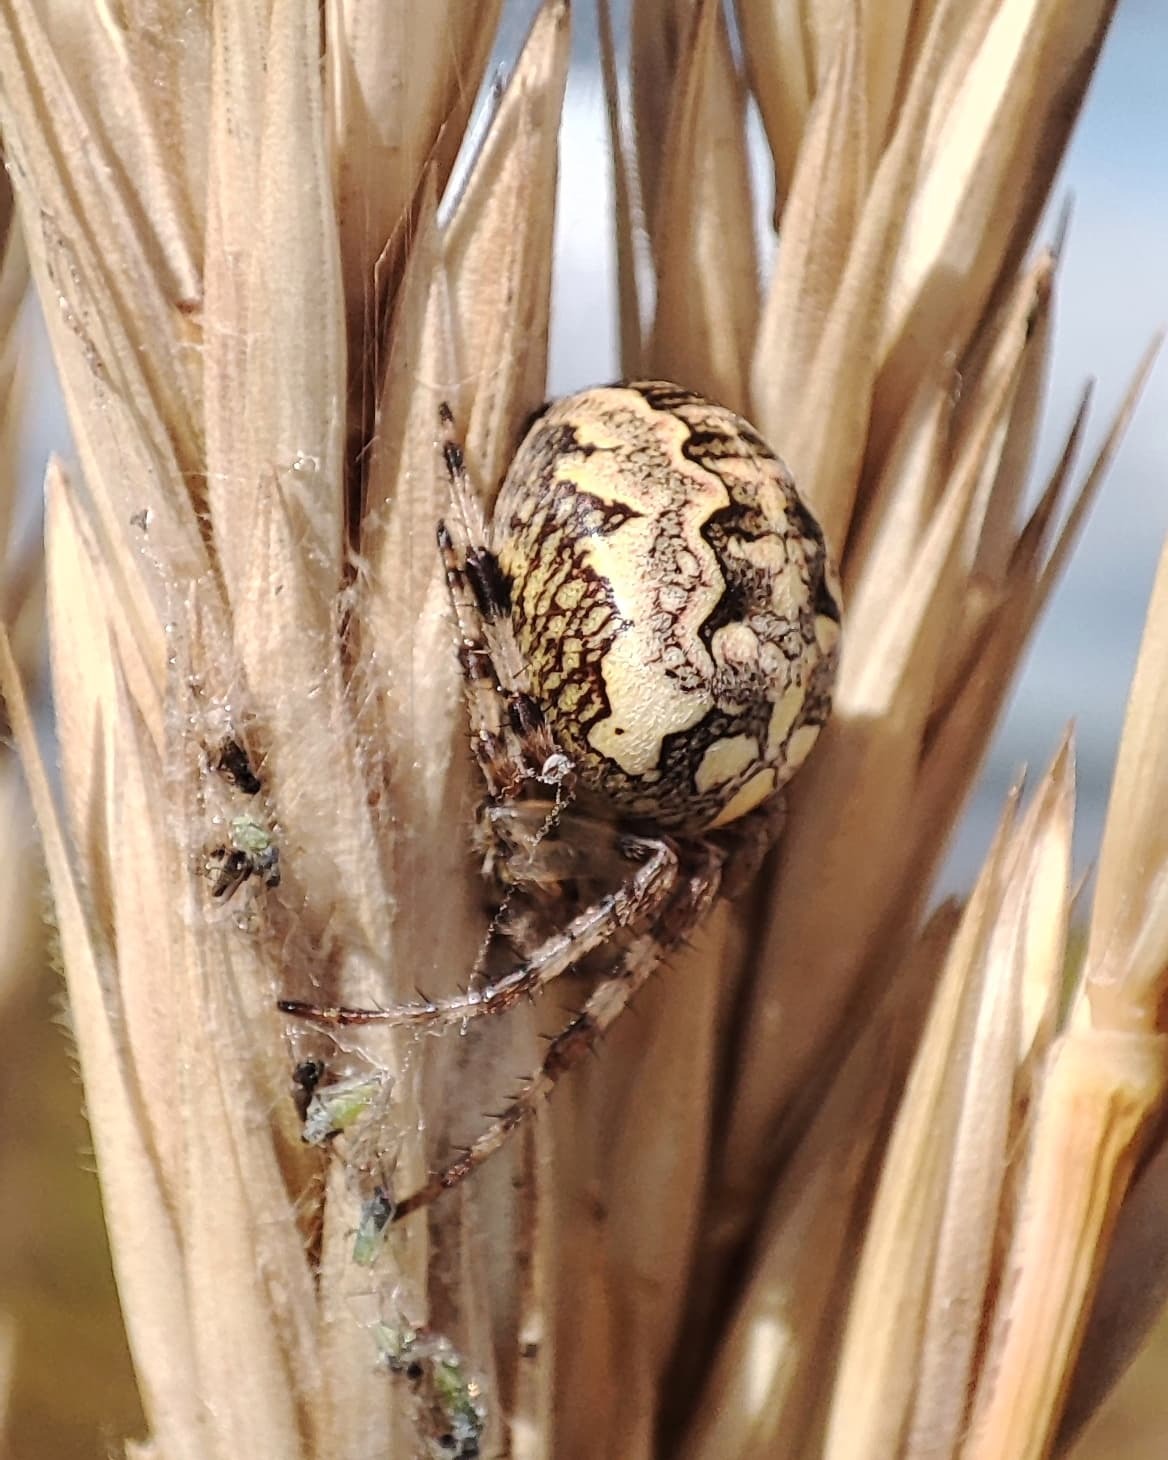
[302,1071,384,1146]
[205,814,280,901]
[373,1322,487,1459]
[351,1186,393,1267]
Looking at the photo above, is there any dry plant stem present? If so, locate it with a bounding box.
[1082,424,1168,1033]
[967,529,1168,1459]
[326,3,505,349]
[677,904,958,1460]
[645,0,757,410]
[0,625,202,1457]
[708,330,1155,1322]
[823,794,1021,1460]
[1059,1137,1168,1447]
[706,265,1039,1251]
[823,742,1073,1460]
[966,1031,1168,1460]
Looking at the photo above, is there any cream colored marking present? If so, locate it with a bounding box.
[555,579,586,611]
[709,767,777,828]
[816,614,841,654]
[740,535,787,575]
[695,734,761,794]
[567,424,729,777]
[580,605,612,638]
[757,476,792,524]
[711,623,760,669]
[767,559,809,619]
[766,683,807,758]
[784,723,822,774]
[589,629,711,774]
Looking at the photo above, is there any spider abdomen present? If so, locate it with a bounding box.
[492,381,841,834]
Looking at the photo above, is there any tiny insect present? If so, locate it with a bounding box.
[375,1321,487,1459]
[205,814,280,901]
[352,1185,395,1267]
[212,735,263,796]
[290,1059,326,1123]
[282,381,841,1220]
[298,1068,388,1147]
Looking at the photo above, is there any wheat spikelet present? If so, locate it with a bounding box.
[0,2,1163,1457]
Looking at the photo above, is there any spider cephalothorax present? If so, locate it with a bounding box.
[282,381,841,1221]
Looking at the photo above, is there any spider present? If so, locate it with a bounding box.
[281,381,841,1222]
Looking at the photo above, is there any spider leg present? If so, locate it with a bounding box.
[278,834,678,1030]
[436,404,570,799]
[388,842,725,1222]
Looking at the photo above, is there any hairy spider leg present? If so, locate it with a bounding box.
[279,405,581,1031]
[388,843,725,1222]
[436,402,567,799]
[279,834,679,1030]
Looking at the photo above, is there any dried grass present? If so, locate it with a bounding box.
[0,2,1164,1457]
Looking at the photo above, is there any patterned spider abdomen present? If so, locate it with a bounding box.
[492,381,841,834]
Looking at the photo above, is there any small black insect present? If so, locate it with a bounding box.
[212,736,262,795]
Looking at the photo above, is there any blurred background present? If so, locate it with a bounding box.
[3,0,1166,1454]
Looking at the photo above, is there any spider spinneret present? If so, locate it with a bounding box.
[281,381,841,1222]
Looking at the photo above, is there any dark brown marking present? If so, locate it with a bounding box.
[291,1059,324,1121]
[465,547,511,623]
[546,1014,597,1075]
[458,642,494,680]
[507,692,546,737]
[813,569,842,623]
[213,737,261,795]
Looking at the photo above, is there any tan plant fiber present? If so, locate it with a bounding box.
[0,2,1163,1458]
[0,156,36,1017]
